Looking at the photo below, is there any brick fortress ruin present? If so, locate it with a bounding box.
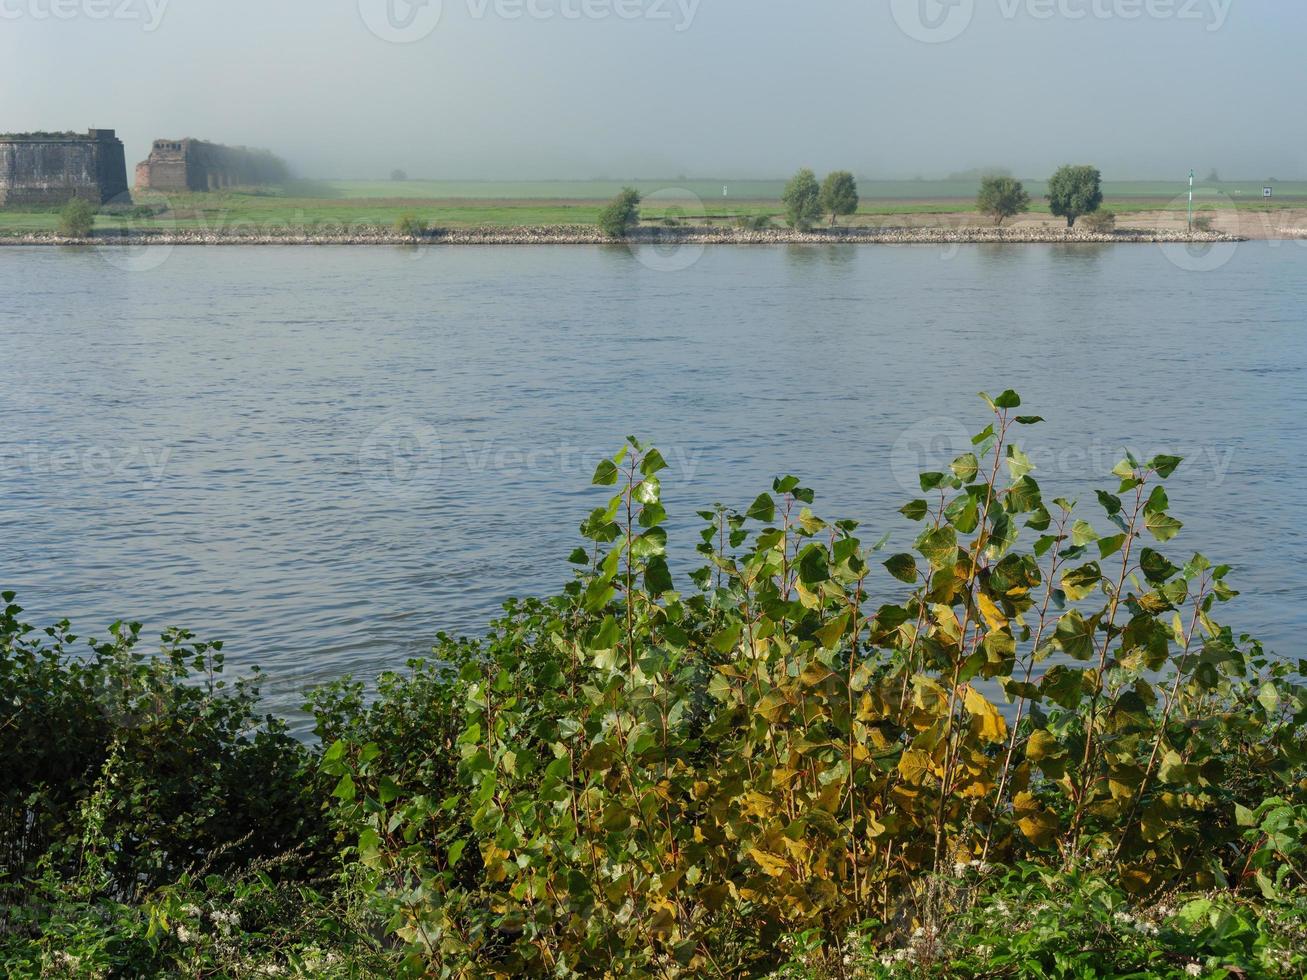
[135,139,289,193]
[0,129,129,207]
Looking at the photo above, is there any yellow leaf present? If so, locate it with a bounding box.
[965,687,1008,744]
[977,592,1009,631]
[748,847,790,877]
[1013,791,1059,848]
[1025,729,1063,762]
[898,748,935,786]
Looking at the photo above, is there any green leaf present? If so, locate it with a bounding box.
[640,449,667,476]
[746,493,776,523]
[900,500,929,521]
[919,472,947,492]
[884,553,919,584]
[1006,445,1034,481]
[1060,563,1102,601]
[631,527,668,558]
[1097,534,1126,559]
[916,527,958,570]
[645,556,674,595]
[994,390,1022,409]
[592,458,619,486]
[945,494,979,534]
[1139,548,1180,584]
[1145,512,1184,543]
[1071,520,1098,547]
[1258,682,1281,715]
[1055,610,1097,661]
[332,774,356,803]
[1149,455,1183,478]
[950,453,979,482]
[797,545,830,585]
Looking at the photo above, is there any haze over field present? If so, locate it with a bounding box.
[1,0,1303,181]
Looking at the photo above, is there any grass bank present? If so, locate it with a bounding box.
[1,178,1303,238]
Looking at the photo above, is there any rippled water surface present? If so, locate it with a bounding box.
[2,242,1304,713]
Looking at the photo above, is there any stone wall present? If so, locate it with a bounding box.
[136,139,288,193]
[0,130,129,207]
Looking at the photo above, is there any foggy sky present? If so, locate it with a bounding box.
[1,0,1302,181]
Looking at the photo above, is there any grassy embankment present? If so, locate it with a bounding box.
[1,178,1303,235]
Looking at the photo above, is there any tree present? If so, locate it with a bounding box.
[819,171,859,226]
[782,169,823,230]
[1047,165,1103,228]
[976,176,1031,226]
[597,187,641,238]
[58,197,96,238]
[390,169,408,182]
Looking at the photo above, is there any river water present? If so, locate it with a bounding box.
[2,241,1303,714]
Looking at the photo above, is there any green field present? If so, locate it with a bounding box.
[2,178,1304,235]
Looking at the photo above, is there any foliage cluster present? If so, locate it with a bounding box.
[1048,165,1105,228]
[323,394,1306,976]
[976,176,1031,226]
[598,187,642,238]
[3,396,1305,977]
[782,169,860,229]
[395,212,430,237]
[57,198,96,238]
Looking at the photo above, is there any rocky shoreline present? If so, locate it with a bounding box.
[0,225,1245,247]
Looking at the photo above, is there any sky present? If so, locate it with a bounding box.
[1,0,1303,181]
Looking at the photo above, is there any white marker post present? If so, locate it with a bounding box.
[1188,170,1194,232]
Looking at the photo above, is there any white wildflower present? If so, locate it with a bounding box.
[180,903,201,918]
[210,909,240,935]
[176,924,195,944]
[1185,963,1202,977]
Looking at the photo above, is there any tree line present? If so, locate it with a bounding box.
[597,165,1111,238]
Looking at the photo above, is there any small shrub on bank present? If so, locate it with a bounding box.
[1194,212,1217,233]
[737,213,775,231]
[598,187,642,238]
[395,212,429,237]
[57,198,96,237]
[1082,209,1118,233]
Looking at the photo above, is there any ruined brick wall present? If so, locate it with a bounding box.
[0,130,129,207]
[136,139,288,193]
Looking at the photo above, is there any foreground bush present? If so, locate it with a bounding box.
[3,393,1303,977]
[324,393,1306,976]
